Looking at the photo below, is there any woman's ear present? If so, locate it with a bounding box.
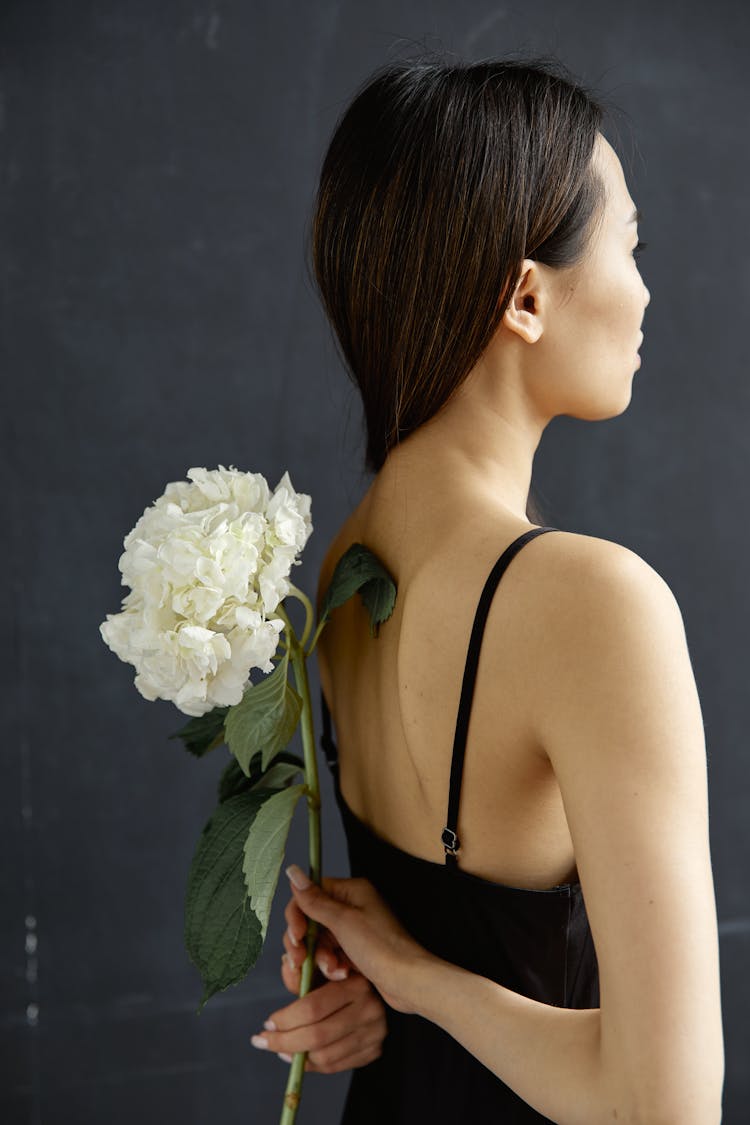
[500,259,545,344]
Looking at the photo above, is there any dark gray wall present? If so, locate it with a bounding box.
[2,2,748,1121]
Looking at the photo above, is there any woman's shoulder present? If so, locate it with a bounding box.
[524,527,682,627]
[523,526,676,593]
[490,527,685,677]
[316,508,680,631]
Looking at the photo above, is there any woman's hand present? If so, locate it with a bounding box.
[250,890,389,1073]
[282,864,430,1014]
[282,885,355,984]
[254,963,388,1073]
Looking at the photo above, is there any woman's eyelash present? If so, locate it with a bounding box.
[633,240,648,257]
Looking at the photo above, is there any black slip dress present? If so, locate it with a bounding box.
[318,526,600,1123]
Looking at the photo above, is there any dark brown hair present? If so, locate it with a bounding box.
[309,53,608,496]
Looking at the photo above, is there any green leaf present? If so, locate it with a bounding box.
[242,783,306,943]
[217,756,252,803]
[184,788,281,1012]
[168,705,230,757]
[250,759,305,791]
[217,752,304,803]
[318,542,397,637]
[224,646,302,776]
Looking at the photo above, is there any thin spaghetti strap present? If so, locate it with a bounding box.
[442,526,561,868]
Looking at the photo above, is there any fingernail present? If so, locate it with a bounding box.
[264,1019,277,1031]
[288,930,300,947]
[279,1052,292,1063]
[318,955,348,980]
[285,864,311,890]
[251,1035,269,1050]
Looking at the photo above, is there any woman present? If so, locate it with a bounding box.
[251,55,724,1123]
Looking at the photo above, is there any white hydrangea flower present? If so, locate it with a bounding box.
[99,465,313,716]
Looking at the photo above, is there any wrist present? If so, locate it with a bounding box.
[391,947,449,1017]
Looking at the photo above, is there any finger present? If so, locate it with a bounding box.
[259,1007,385,1067]
[286,866,366,905]
[281,900,339,954]
[285,866,352,929]
[312,930,350,978]
[286,1034,386,1074]
[281,926,349,979]
[283,891,339,954]
[278,1039,385,1074]
[280,952,330,994]
[280,953,301,995]
[263,972,373,1039]
[283,896,310,946]
[308,1039,384,1074]
[282,929,307,970]
[282,892,348,969]
[305,1016,387,1073]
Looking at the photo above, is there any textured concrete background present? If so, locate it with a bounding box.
[2,2,747,1121]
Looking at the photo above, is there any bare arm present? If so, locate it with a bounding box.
[397,538,724,1125]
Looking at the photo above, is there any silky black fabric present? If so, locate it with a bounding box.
[319,527,600,1123]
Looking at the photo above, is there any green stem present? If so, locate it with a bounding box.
[304,614,328,658]
[275,600,322,1125]
[286,583,314,651]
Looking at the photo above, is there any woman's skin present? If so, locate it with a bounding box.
[249,134,725,1122]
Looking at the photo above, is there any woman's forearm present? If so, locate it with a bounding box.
[403,954,620,1125]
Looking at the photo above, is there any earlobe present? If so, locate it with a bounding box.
[501,261,544,344]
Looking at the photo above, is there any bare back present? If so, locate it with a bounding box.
[316,481,582,891]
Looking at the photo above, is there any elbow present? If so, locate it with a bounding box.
[623,1042,725,1125]
[631,1087,724,1125]
[594,1084,723,1125]
[635,1110,722,1125]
